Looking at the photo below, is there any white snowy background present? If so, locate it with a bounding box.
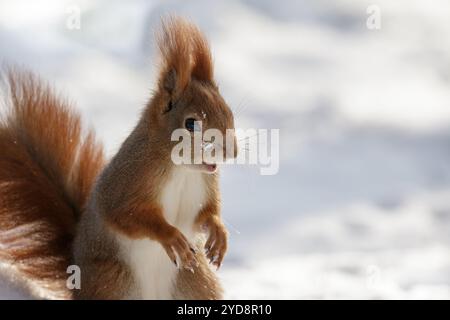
[0,0,449,299]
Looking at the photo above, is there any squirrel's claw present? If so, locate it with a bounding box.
[162,228,197,270]
[205,221,228,269]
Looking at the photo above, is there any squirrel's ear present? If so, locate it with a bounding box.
[157,17,192,95]
[162,68,177,94]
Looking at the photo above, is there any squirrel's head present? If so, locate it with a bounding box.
[146,17,237,173]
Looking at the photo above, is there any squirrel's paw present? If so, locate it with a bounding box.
[162,229,197,271]
[205,221,228,269]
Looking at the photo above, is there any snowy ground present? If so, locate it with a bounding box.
[0,0,449,299]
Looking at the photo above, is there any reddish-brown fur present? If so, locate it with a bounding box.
[0,17,235,299]
[0,71,104,299]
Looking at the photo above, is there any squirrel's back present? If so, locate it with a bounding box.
[0,70,104,299]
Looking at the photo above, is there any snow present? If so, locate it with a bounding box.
[0,0,449,299]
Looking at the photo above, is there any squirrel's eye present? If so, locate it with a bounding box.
[185,118,199,132]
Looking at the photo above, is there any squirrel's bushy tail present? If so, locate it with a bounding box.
[0,70,104,299]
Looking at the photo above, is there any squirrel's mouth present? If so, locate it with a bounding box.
[202,162,217,173]
[184,162,218,174]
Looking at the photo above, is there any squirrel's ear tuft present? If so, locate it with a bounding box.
[156,17,215,94]
[157,17,192,94]
[190,24,214,83]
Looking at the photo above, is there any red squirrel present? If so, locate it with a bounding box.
[0,17,237,299]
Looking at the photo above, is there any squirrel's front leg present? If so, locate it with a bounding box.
[104,204,197,269]
[196,203,228,269]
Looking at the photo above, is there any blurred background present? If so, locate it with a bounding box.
[0,0,449,299]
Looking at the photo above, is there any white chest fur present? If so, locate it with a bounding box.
[118,167,207,299]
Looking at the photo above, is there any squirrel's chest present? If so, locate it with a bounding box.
[118,168,207,299]
[159,167,206,235]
